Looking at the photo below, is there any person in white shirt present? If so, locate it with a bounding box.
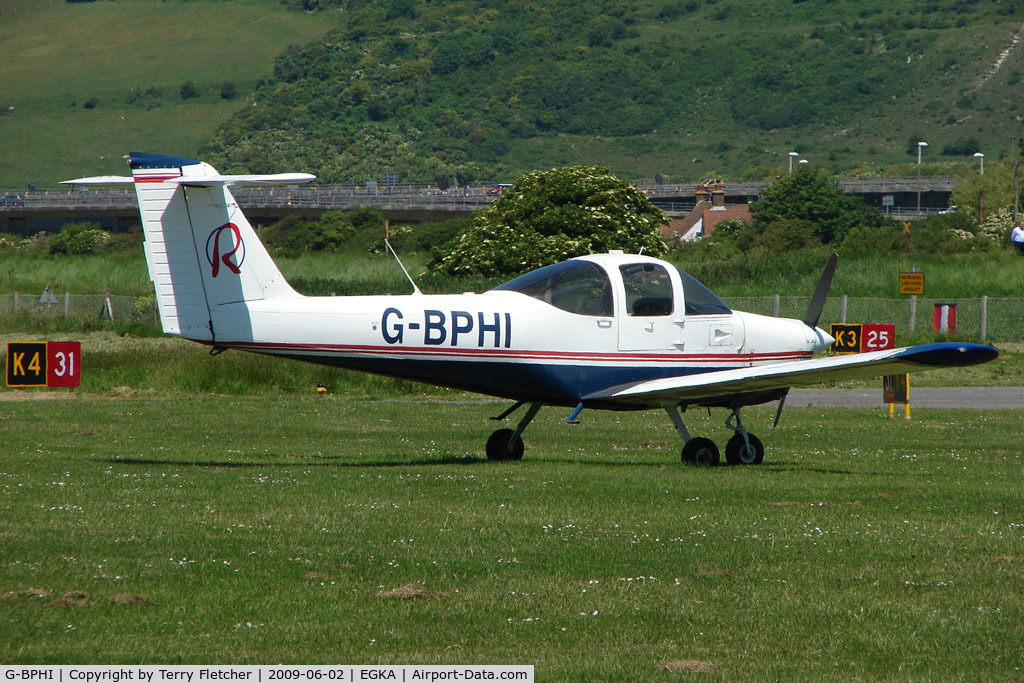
[1012,221,1024,255]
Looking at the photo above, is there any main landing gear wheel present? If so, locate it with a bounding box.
[486,428,524,461]
[725,432,765,465]
[681,437,720,467]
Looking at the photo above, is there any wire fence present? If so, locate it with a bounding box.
[3,292,1020,342]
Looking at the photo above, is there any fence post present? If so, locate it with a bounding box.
[64,291,71,318]
[841,294,848,323]
[13,292,18,313]
[772,294,779,317]
[909,295,917,333]
[980,295,988,342]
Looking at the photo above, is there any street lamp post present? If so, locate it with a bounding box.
[788,152,798,175]
[916,141,928,217]
[973,152,984,223]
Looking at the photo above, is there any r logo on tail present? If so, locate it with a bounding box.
[206,223,245,277]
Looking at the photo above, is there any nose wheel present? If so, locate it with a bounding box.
[486,402,541,461]
[486,428,524,461]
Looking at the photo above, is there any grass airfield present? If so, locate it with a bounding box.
[1,396,1021,679]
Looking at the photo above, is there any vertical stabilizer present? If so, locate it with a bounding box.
[128,153,303,342]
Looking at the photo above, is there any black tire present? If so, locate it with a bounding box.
[725,433,765,465]
[486,428,524,461]
[681,437,719,467]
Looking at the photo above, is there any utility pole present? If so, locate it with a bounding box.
[1015,137,1021,223]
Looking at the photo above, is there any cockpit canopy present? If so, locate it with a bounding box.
[492,260,614,316]
[491,258,731,318]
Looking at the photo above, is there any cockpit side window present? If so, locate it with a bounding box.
[675,266,732,315]
[620,263,674,316]
[492,261,613,316]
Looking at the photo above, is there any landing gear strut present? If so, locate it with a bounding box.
[724,409,765,465]
[486,402,541,461]
[665,405,765,467]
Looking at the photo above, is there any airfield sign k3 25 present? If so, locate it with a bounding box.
[5,341,81,388]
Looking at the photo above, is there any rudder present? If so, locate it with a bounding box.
[129,153,303,342]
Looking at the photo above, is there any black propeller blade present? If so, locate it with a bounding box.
[803,252,838,328]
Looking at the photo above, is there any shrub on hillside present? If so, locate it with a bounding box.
[179,81,199,100]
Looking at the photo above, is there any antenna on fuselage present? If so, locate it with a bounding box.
[384,219,422,296]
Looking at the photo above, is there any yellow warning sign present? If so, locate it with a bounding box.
[899,272,925,296]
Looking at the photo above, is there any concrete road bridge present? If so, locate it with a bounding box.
[0,176,958,234]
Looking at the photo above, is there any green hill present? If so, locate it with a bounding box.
[0,0,334,188]
[200,0,1024,183]
[3,0,1024,187]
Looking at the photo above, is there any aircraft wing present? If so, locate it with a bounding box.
[583,342,999,407]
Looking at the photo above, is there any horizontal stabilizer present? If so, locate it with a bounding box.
[61,176,134,186]
[62,173,315,187]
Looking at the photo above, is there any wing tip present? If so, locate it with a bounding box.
[897,342,999,367]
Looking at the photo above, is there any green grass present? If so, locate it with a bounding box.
[0,397,1021,678]
[0,0,335,187]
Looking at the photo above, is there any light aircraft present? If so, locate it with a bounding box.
[64,153,998,466]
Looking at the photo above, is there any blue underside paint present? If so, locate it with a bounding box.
[274,352,743,408]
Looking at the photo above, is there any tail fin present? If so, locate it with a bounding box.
[67,153,315,342]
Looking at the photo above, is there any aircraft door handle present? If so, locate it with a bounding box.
[645,322,655,332]
[597,319,612,329]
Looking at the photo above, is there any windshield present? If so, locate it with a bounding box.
[492,261,613,316]
[676,267,731,315]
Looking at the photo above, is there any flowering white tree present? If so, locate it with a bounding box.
[433,165,667,276]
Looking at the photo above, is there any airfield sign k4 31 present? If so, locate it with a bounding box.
[6,341,81,388]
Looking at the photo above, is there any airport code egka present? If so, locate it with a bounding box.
[1,668,533,683]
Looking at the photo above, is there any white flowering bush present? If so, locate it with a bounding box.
[979,207,1016,243]
[432,165,667,276]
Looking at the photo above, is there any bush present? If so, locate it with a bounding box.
[839,225,904,254]
[262,215,317,255]
[49,223,110,255]
[431,165,667,277]
[707,218,759,252]
[261,210,390,254]
[750,167,887,244]
[753,218,818,252]
[101,226,144,253]
[179,81,199,100]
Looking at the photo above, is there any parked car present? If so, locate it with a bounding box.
[1,194,25,206]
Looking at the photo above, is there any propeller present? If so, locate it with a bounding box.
[803,252,838,328]
[776,253,839,429]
